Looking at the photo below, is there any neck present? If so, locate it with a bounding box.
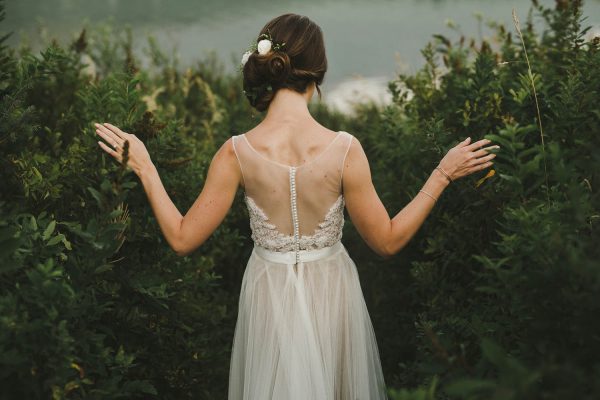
[263,87,314,124]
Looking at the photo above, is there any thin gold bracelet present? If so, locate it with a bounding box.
[419,189,438,203]
[435,166,453,183]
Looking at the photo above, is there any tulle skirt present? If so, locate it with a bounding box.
[228,241,388,400]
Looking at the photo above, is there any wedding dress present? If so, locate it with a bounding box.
[228,131,388,400]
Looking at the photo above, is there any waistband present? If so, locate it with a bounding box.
[252,241,344,264]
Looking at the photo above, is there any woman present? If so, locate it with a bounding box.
[95,13,497,400]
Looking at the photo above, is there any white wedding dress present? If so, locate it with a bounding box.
[228,131,388,400]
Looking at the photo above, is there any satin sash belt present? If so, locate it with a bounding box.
[253,240,344,264]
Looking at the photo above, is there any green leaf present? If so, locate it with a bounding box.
[120,181,138,189]
[87,187,103,206]
[47,234,65,246]
[32,166,42,180]
[94,264,114,274]
[62,237,72,250]
[29,215,38,230]
[43,220,56,240]
[481,338,505,366]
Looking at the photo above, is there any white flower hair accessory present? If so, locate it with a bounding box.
[241,51,252,66]
[257,39,272,55]
[239,31,286,69]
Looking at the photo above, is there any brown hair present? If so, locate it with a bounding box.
[242,14,327,112]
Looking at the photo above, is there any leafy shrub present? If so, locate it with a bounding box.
[0,1,598,399]
[0,3,251,398]
[357,2,600,399]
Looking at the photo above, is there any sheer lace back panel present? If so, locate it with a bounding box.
[232,131,353,254]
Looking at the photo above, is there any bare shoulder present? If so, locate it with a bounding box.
[201,136,243,188]
[213,136,237,160]
[209,137,241,174]
[344,133,366,163]
[342,134,372,189]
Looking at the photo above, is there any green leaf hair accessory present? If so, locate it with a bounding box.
[239,31,286,69]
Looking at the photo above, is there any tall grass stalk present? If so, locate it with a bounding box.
[512,8,550,204]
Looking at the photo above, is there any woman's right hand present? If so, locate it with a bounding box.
[95,122,154,178]
[437,137,499,181]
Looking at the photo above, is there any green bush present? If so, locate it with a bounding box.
[358,2,599,399]
[0,1,598,399]
[0,4,251,398]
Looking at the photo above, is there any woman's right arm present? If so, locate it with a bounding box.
[343,135,497,258]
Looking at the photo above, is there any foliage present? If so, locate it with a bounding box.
[0,0,598,399]
[0,4,251,398]
[370,1,600,399]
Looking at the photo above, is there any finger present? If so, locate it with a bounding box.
[456,137,472,148]
[95,123,124,147]
[469,161,493,172]
[477,153,497,163]
[468,153,496,166]
[464,138,492,151]
[103,123,129,140]
[95,127,123,150]
[98,140,123,162]
[472,145,500,158]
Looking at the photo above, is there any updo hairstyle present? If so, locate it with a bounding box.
[242,13,327,112]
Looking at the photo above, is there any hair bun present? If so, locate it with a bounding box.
[242,14,327,112]
[242,50,292,111]
[266,52,291,83]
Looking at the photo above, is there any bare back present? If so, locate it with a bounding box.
[232,128,353,254]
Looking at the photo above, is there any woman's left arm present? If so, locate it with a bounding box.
[95,123,241,256]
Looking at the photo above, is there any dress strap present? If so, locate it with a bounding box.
[252,241,345,264]
[340,131,354,186]
[231,135,246,187]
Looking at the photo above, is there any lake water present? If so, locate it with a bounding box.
[5,0,600,112]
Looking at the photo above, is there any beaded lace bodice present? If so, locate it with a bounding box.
[232,131,354,260]
[244,194,345,252]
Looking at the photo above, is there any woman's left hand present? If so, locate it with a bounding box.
[95,122,154,177]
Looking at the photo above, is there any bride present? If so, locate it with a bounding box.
[95,12,497,400]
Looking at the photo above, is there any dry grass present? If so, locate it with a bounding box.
[512,8,550,203]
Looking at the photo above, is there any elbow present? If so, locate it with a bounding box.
[377,239,404,259]
[372,243,393,259]
[173,248,190,257]
[171,233,205,257]
[174,249,191,257]
[172,242,193,257]
[367,238,395,259]
[377,247,394,260]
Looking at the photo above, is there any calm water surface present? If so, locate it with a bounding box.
[5,0,600,110]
